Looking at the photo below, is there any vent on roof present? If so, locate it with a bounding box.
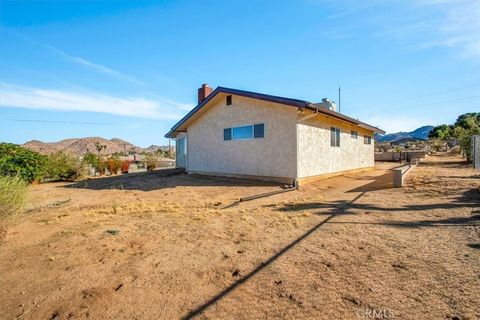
[316,98,337,112]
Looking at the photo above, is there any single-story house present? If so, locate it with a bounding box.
[165,84,385,185]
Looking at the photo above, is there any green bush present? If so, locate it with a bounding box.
[0,143,49,183]
[0,176,27,218]
[46,151,87,181]
[429,113,480,161]
[83,152,99,168]
[83,152,108,175]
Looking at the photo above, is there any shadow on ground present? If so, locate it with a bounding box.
[274,187,480,228]
[346,170,394,193]
[279,185,479,210]
[63,168,283,191]
[181,191,366,319]
[180,162,479,318]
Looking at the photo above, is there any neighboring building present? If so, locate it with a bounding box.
[165,84,385,185]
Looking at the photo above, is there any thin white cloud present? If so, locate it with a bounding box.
[411,0,480,60]
[8,30,146,85]
[316,0,480,61]
[318,27,350,40]
[0,82,192,120]
[43,44,146,85]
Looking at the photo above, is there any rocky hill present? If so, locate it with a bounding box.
[63,137,125,155]
[376,125,434,143]
[22,140,59,154]
[22,137,168,156]
[145,144,170,153]
[110,138,144,154]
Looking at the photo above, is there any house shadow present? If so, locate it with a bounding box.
[274,188,480,216]
[328,214,480,229]
[63,168,284,192]
[180,179,479,318]
[181,191,366,319]
[345,170,394,193]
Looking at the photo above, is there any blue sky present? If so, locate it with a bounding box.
[0,0,479,147]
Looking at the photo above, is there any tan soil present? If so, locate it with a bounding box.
[0,154,479,320]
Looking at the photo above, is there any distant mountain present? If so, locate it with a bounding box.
[110,138,144,154]
[64,137,125,155]
[23,140,59,154]
[145,144,172,153]
[376,125,434,143]
[22,137,169,156]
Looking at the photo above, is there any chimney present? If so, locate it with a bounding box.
[198,84,213,104]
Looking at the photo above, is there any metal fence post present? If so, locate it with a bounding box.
[472,135,480,170]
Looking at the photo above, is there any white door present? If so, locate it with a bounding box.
[176,137,187,168]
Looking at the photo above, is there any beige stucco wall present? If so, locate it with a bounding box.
[297,113,375,178]
[186,95,298,180]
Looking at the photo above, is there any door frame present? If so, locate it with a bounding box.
[176,133,187,169]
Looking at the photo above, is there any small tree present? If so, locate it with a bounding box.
[95,142,107,157]
[46,151,87,181]
[428,113,480,162]
[83,152,98,168]
[84,152,108,176]
[429,124,453,140]
[0,143,48,183]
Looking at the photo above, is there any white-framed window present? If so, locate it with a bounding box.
[331,127,341,147]
[351,131,358,139]
[224,123,265,141]
[364,135,372,145]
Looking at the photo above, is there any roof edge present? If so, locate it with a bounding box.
[305,103,385,134]
[165,87,385,138]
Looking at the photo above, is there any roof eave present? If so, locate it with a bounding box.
[305,103,385,135]
[164,87,309,138]
[164,87,386,137]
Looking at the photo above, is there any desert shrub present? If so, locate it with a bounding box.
[107,157,122,175]
[121,160,131,173]
[0,175,27,218]
[83,152,107,176]
[83,152,98,168]
[97,160,107,175]
[0,143,49,183]
[145,153,157,172]
[46,151,87,181]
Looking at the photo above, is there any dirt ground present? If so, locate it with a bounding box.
[0,154,479,320]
